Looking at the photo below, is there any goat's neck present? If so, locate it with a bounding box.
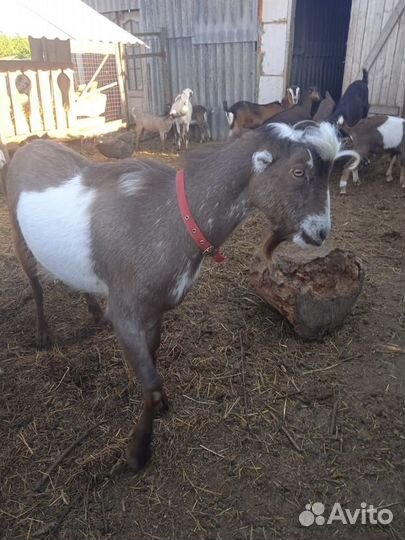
[184,143,254,248]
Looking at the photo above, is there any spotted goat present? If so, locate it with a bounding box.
[338,115,405,193]
[3,123,359,471]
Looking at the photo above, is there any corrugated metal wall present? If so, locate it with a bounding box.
[83,0,139,13]
[139,0,258,140]
[343,0,405,114]
[83,0,258,138]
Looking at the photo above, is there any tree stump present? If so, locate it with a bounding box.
[250,242,365,340]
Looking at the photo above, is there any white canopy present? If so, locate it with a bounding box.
[0,0,147,46]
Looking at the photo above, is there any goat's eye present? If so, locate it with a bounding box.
[292,168,305,178]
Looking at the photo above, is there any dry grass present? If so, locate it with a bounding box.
[0,139,404,540]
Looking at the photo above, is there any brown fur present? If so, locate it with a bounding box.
[313,91,336,122]
[269,87,322,125]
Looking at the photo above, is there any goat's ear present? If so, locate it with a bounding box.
[252,150,273,173]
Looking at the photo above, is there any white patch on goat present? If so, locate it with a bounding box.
[306,149,314,169]
[0,150,7,168]
[17,175,108,295]
[337,115,344,126]
[294,190,331,247]
[252,150,273,174]
[269,122,343,163]
[171,260,201,304]
[377,116,404,149]
[119,172,145,196]
[225,112,234,126]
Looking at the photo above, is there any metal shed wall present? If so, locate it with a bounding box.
[139,0,258,140]
[343,0,405,114]
[83,0,140,13]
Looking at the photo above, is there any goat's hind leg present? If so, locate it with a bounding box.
[108,298,167,471]
[339,166,351,194]
[12,223,50,348]
[386,154,396,183]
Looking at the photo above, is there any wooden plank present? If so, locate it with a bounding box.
[0,73,15,137]
[64,69,77,129]
[373,0,393,104]
[395,12,405,113]
[115,43,128,121]
[369,104,400,115]
[51,69,67,130]
[0,60,72,72]
[380,15,400,103]
[37,70,56,131]
[388,9,405,106]
[356,0,405,79]
[8,71,30,136]
[351,0,369,83]
[25,70,43,133]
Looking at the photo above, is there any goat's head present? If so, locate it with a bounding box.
[169,88,194,118]
[306,86,322,103]
[247,122,360,251]
[338,117,374,160]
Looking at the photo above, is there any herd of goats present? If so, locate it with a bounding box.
[0,67,403,472]
[96,68,405,195]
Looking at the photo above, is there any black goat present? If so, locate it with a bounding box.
[329,69,369,127]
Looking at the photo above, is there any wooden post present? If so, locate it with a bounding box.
[51,69,67,130]
[115,43,128,122]
[37,69,56,131]
[0,73,15,137]
[64,68,77,128]
[8,71,30,136]
[26,70,43,133]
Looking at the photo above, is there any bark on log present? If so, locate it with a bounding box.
[250,244,365,340]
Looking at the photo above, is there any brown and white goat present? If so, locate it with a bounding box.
[3,123,358,471]
[132,109,174,151]
[222,86,300,136]
[338,115,405,193]
[269,87,322,125]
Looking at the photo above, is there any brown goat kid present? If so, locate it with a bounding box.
[3,123,358,471]
[223,86,300,135]
[132,109,174,151]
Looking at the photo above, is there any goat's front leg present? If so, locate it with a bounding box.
[386,154,396,182]
[108,301,166,471]
[339,166,351,194]
[400,163,405,188]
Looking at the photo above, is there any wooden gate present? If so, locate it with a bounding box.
[343,0,405,115]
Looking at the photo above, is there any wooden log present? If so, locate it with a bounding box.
[250,243,365,340]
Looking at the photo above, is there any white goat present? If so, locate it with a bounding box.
[169,88,193,150]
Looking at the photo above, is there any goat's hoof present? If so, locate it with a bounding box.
[36,329,52,350]
[386,175,394,183]
[127,430,152,472]
[154,390,169,417]
[339,189,347,195]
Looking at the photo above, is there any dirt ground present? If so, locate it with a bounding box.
[0,135,404,540]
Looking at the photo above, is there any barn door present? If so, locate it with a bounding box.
[119,12,148,115]
[290,0,352,101]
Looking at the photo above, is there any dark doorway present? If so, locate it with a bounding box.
[289,0,352,102]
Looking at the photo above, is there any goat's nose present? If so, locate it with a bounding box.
[319,228,327,242]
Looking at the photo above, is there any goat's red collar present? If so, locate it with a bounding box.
[176,169,225,263]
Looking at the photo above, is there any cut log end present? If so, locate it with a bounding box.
[250,243,365,340]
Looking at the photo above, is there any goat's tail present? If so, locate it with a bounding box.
[222,100,235,128]
[362,68,368,84]
[222,100,229,112]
